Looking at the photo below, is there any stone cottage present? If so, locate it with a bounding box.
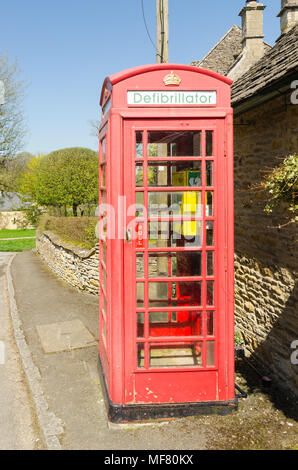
[0,191,27,229]
[194,0,298,396]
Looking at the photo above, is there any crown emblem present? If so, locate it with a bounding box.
[163,71,182,86]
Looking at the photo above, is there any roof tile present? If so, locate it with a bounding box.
[231,26,298,105]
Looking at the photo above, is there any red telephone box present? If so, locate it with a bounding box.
[98,64,236,422]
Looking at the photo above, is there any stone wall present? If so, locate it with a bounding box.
[234,91,298,396]
[0,211,31,230]
[36,231,99,296]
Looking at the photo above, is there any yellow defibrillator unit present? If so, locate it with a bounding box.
[172,170,201,237]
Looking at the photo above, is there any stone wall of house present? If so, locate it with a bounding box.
[36,231,99,296]
[0,211,32,230]
[233,91,298,396]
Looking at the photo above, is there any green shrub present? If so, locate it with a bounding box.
[18,148,99,217]
[36,148,98,216]
[21,203,43,227]
[261,153,298,226]
[234,332,244,346]
[38,215,98,249]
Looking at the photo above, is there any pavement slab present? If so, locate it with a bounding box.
[36,319,96,354]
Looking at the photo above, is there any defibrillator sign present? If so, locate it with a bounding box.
[127,90,217,106]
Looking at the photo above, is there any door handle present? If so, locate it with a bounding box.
[126,228,132,242]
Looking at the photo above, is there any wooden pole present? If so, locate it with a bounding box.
[156,0,169,63]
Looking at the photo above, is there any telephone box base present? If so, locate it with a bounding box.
[98,355,238,423]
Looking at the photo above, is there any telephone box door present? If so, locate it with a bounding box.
[123,118,231,404]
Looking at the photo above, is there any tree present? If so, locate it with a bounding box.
[0,53,27,186]
[35,147,98,216]
[89,118,100,139]
[18,154,44,201]
[17,154,45,225]
[0,151,34,192]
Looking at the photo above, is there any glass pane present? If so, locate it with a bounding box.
[137,343,145,368]
[101,190,106,206]
[206,131,213,156]
[171,312,177,321]
[206,221,214,246]
[149,252,202,277]
[206,341,215,366]
[149,282,172,308]
[136,131,143,158]
[103,319,107,340]
[102,98,110,116]
[206,191,213,217]
[136,253,144,278]
[206,251,214,276]
[102,165,106,187]
[149,252,170,277]
[149,342,203,368]
[206,280,214,306]
[148,191,202,216]
[137,313,144,338]
[137,283,144,307]
[103,268,107,291]
[147,161,202,187]
[100,218,107,241]
[149,311,169,323]
[136,222,145,248]
[206,161,213,187]
[102,138,106,162]
[136,192,144,217]
[136,163,143,187]
[149,281,202,307]
[148,131,202,157]
[207,311,214,336]
[148,220,202,247]
[149,311,202,337]
[103,242,107,266]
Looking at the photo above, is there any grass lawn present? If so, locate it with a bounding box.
[0,229,36,251]
[0,229,36,239]
[0,238,36,252]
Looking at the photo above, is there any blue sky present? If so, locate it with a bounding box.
[1,0,282,155]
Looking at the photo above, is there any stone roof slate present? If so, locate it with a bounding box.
[231,25,298,105]
[0,192,22,211]
[191,25,243,76]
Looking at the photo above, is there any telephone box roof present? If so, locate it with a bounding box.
[100,63,233,107]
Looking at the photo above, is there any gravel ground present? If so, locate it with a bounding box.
[193,358,298,450]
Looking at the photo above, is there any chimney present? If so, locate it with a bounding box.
[277,0,298,35]
[228,1,266,80]
[239,1,266,62]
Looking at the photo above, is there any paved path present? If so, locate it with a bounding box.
[0,237,36,241]
[10,251,208,450]
[3,250,297,450]
[0,253,43,450]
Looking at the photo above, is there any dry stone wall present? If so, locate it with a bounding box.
[36,231,99,296]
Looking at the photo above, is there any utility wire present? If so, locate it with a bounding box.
[141,0,156,50]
